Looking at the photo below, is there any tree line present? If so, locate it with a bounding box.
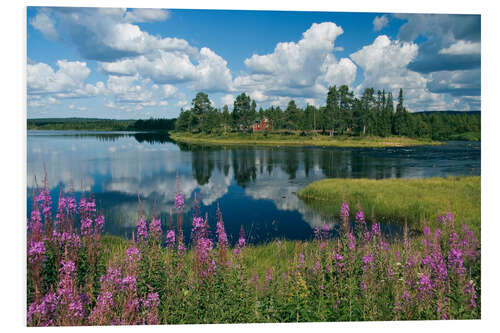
[174,86,480,141]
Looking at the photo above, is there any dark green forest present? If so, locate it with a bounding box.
[175,86,480,141]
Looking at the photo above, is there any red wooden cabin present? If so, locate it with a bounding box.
[252,117,272,131]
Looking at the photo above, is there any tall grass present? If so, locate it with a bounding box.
[298,176,480,234]
[27,176,480,326]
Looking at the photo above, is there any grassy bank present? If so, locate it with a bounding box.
[297,176,480,233]
[170,131,442,148]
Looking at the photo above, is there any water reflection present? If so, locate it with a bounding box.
[27,131,480,244]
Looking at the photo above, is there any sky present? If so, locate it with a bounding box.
[26,7,481,119]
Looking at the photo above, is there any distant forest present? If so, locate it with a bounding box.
[28,85,480,141]
[175,86,480,141]
[27,117,176,132]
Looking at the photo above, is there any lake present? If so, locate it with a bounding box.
[27,130,480,245]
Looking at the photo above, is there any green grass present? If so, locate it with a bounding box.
[170,131,442,148]
[297,176,480,234]
[448,131,481,141]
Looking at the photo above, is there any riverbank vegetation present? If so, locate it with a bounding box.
[27,177,480,326]
[175,87,480,142]
[298,176,480,234]
[170,131,439,148]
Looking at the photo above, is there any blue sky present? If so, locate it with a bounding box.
[27,7,481,119]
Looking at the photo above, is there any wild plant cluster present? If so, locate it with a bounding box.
[27,179,480,326]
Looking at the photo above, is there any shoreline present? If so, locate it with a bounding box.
[169,132,443,148]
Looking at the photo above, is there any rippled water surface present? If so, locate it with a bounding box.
[27,131,480,244]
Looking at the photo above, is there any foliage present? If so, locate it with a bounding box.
[173,87,480,141]
[27,176,480,326]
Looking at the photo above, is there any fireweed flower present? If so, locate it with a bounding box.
[238,227,246,249]
[66,196,77,216]
[121,276,137,291]
[355,210,365,225]
[55,195,67,226]
[195,237,216,278]
[416,273,433,299]
[89,291,114,324]
[29,209,43,239]
[463,280,477,310]
[99,266,123,291]
[340,201,349,219]
[448,248,465,276]
[95,215,105,234]
[165,230,176,248]
[57,260,83,323]
[362,253,374,271]
[334,253,344,268]
[27,291,58,326]
[36,188,52,217]
[216,218,228,248]
[80,217,93,236]
[149,218,162,241]
[191,216,205,241]
[174,192,184,211]
[422,250,448,283]
[136,218,148,241]
[59,232,81,250]
[126,247,141,264]
[28,241,46,264]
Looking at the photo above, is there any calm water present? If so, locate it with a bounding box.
[27,130,480,244]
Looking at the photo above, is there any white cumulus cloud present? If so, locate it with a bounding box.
[438,40,481,56]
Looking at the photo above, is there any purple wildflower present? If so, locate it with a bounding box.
[340,201,349,219]
[362,253,374,271]
[448,248,465,276]
[95,215,105,233]
[417,273,433,299]
[80,217,93,236]
[355,210,365,224]
[149,218,162,240]
[136,218,148,241]
[463,280,477,310]
[216,218,228,248]
[28,241,46,264]
[126,247,141,263]
[165,230,176,248]
[238,225,246,249]
[121,275,137,291]
[174,192,184,211]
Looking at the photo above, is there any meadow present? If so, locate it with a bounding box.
[27,177,480,326]
[297,176,481,234]
[169,131,441,148]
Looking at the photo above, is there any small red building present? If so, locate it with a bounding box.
[252,117,272,132]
